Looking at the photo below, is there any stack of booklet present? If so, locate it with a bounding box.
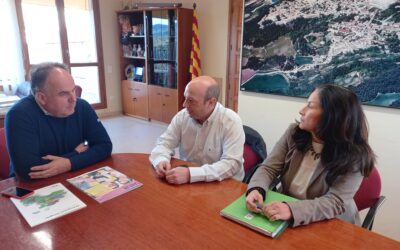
[220,190,297,238]
[67,166,143,203]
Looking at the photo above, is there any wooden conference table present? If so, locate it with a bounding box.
[0,153,399,250]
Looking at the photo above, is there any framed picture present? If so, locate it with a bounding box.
[240,0,400,108]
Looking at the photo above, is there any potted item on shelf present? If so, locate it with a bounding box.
[121,0,130,10]
[118,15,132,33]
[132,24,143,36]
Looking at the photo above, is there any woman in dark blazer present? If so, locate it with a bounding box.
[246,84,375,227]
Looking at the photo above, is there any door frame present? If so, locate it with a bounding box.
[225,0,243,112]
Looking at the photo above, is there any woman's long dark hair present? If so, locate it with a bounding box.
[293,84,375,185]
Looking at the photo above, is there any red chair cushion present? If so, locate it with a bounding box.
[243,143,261,174]
[0,128,10,179]
[353,167,381,211]
[75,85,82,98]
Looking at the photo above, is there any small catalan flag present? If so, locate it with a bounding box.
[189,4,201,79]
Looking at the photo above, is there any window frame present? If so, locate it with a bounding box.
[14,0,107,109]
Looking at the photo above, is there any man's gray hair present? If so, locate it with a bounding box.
[204,83,220,101]
[30,62,69,95]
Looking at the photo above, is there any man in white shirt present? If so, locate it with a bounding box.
[149,76,245,184]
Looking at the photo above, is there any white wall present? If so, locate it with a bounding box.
[96,0,124,117]
[238,91,400,241]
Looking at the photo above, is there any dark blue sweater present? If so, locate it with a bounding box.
[5,95,112,180]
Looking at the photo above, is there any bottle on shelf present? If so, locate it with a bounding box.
[0,79,4,95]
[123,45,129,56]
[4,79,12,95]
[132,44,137,56]
[137,44,143,57]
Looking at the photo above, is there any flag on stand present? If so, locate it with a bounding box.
[189,5,201,79]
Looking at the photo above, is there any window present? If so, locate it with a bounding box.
[16,0,106,108]
[0,0,24,99]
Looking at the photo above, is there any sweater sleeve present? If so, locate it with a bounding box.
[5,106,49,180]
[68,100,112,171]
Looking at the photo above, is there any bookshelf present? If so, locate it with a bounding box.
[117,7,192,123]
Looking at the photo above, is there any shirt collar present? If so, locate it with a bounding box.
[200,102,220,126]
[34,96,53,116]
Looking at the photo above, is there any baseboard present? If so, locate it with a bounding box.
[96,110,123,119]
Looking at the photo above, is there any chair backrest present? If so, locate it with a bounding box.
[243,125,267,160]
[354,167,381,211]
[75,85,82,98]
[0,128,10,179]
[243,143,262,174]
[242,125,267,183]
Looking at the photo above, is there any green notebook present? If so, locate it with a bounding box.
[220,191,297,238]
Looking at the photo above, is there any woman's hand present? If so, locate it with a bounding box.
[262,201,292,221]
[245,189,264,213]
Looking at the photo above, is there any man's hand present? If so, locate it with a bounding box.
[29,155,72,179]
[165,167,190,185]
[75,142,88,154]
[155,161,172,178]
[262,201,292,221]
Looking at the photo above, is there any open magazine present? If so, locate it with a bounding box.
[11,183,86,227]
[67,166,143,203]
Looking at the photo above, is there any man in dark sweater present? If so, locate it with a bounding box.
[5,62,112,180]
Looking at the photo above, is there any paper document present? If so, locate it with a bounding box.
[11,183,86,227]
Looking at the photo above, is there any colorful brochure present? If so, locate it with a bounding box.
[11,183,86,227]
[67,166,143,203]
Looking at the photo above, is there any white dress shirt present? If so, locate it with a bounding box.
[149,103,245,182]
